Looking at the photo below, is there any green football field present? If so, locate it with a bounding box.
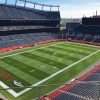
[0,41,100,100]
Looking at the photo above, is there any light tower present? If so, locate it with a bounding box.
[96,10,98,16]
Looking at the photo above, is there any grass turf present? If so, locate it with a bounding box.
[0,41,99,100]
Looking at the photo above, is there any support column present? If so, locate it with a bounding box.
[15,0,18,6]
[24,0,27,8]
[5,0,7,5]
[50,6,52,11]
[42,5,44,10]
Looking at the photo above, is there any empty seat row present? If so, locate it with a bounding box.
[0,32,62,49]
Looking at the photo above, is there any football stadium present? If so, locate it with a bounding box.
[0,0,100,100]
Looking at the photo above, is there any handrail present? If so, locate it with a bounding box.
[4,0,60,11]
[20,0,59,8]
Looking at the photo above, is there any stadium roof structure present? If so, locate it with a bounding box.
[3,0,60,11]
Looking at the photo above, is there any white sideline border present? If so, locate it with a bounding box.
[68,41,100,48]
[0,81,19,97]
[0,42,62,59]
[0,49,99,97]
[0,42,100,97]
[0,41,99,59]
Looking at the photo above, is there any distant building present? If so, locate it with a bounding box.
[82,16,100,25]
[66,18,81,31]
[66,18,82,23]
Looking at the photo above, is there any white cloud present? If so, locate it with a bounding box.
[60,2,100,18]
[7,0,100,18]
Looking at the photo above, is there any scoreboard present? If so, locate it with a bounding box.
[82,17,100,25]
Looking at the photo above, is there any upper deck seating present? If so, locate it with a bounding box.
[0,4,60,20]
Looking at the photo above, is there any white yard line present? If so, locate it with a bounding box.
[32,49,100,87]
[0,81,19,97]
[0,42,62,59]
[68,41,100,48]
[0,49,99,97]
[1,41,99,59]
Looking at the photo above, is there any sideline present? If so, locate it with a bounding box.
[0,49,99,97]
[1,41,99,59]
[68,41,100,48]
[0,42,62,59]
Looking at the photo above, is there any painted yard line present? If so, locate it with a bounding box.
[3,49,99,97]
[32,49,100,86]
[41,47,84,59]
[0,42,62,59]
[68,41,100,48]
[0,42,99,97]
[1,41,98,59]
[42,61,100,99]
[0,81,19,98]
[49,45,91,56]
[60,43,98,52]
[57,45,93,54]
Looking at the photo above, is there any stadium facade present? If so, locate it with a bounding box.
[0,0,100,100]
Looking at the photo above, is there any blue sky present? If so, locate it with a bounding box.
[1,0,100,18]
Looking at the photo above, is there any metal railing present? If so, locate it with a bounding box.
[2,0,60,11]
[0,81,100,100]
